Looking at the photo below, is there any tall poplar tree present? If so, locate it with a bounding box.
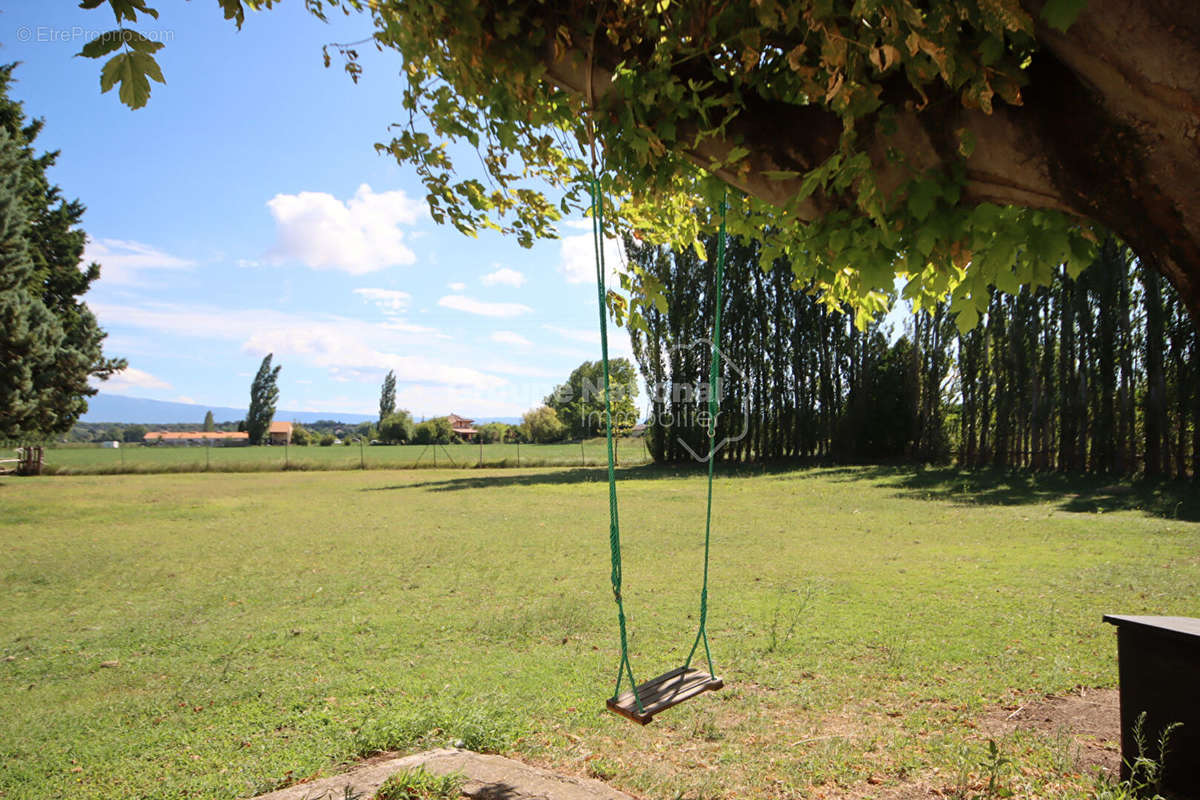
[379,369,396,426]
[246,354,281,445]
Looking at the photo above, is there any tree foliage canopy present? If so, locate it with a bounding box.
[246,353,280,445]
[379,409,414,443]
[0,65,123,441]
[521,405,567,444]
[546,359,639,439]
[77,0,1200,327]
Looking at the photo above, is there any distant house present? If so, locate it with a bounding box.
[144,431,249,446]
[448,413,478,441]
[268,421,293,445]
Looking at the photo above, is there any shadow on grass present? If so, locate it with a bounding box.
[368,460,1200,521]
[825,464,1200,522]
[362,460,811,493]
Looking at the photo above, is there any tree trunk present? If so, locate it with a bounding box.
[1144,267,1168,476]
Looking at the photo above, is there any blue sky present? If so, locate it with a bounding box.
[4,2,631,420]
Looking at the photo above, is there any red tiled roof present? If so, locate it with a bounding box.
[269,421,293,433]
[144,431,249,441]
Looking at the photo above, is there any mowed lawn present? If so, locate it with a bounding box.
[42,439,651,474]
[1,466,1198,800]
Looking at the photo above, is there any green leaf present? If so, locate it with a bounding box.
[123,30,165,54]
[906,180,939,222]
[1040,0,1088,31]
[218,0,248,28]
[107,0,159,24]
[99,50,165,109]
[953,299,980,333]
[724,145,751,165]
[77,30,125,59]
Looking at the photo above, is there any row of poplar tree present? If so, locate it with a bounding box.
[625,234,1200,478]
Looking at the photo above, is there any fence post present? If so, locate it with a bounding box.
[479,438,483,467]
[360,437,365,470]
[516,440,520,467]
[580,439,585,467]
[206,440,210,471]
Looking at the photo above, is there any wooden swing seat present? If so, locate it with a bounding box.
[606,666,723,724]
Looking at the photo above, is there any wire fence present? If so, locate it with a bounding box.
[33,438,653,476]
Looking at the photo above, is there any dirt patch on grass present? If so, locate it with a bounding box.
[978,687,1121,775]
[817,688,1122,800]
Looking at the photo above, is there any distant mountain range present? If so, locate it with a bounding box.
[80,393,519,426]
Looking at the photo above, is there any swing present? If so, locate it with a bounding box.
[589,177,728,725]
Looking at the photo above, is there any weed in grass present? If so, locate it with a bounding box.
[353,705,523,757]
[762,579,821,654]
[1049,725,1080,774]
[980,739,1012,798]
[950,739,1013,800]
[373,767,463,800]
[1091,711,1184,800]
[301,787,367,800]
[951,741,974,799]
[689,713,722,742]
[587,757,619,781]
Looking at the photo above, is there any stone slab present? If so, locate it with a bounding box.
[249,748,638,800]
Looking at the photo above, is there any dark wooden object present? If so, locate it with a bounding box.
[606,666,723,724]
[1103,614,1200,797]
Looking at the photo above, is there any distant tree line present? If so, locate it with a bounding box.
[625,233,1200,479]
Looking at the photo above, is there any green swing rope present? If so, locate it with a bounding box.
[684,190,727,679]
[590,176,641,711]
[591,175,728,710]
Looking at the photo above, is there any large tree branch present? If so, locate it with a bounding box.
[543,1,1200,323]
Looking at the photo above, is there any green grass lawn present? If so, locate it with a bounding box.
[1,465,1197,799]
[41,438,651,474]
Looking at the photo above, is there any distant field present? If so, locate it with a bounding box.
[2,464,1198,800]
[39,438,652,474]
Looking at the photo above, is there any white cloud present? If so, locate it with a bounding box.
[354,287,412,312]
[98,366,172,393]
[437,295,533,318]
[383,318,447,337]
[174,395,197,404]
[447,281,467,291]
[558,223,623,285]
[393,385,532,419]
[89,301,499,391]
[265,183,423,274]
[491,330,532,347]
[541,324,598,344]
[483,360,562,379]
[481,267,527,288]
[85,238,195,286]
[541,324,633,358]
